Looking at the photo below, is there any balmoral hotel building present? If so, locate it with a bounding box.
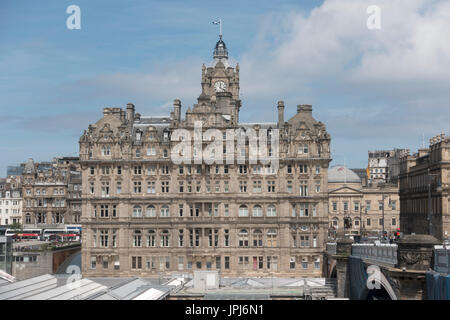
[79,35,331,277]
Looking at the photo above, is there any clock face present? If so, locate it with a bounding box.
[214,80,226,92]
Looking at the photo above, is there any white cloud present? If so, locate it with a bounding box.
[61,0,449,166]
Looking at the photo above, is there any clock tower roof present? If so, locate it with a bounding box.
[213,35,228,60]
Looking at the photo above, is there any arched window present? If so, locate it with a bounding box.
[252,205,262,217]
[253,229,263,247]
[267,229,278,247]
[238,229,249,247]
[146,205,156,217]
[239,205,248,217]
[160,205,170,217]
[160,229,170,247]
[332,217,339,228]
[133,230,142,247]
[267,205,277,217]
[133,205,142,217]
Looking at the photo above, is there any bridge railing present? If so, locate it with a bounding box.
[326,242,337,255]
[351,243,398,266]
[434,245,450,274]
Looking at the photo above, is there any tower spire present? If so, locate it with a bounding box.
[212,19,228,60]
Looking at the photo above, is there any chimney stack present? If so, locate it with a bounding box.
[126,103,135,123]
[297,104,312,114]
[173,99,181,121]
[277,101,285,127]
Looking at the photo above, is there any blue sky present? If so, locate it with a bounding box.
[0,0,449,174]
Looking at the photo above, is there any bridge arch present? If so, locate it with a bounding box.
[359,265,398,300]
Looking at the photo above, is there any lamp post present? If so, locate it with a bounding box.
[427,170,442,236]
[381,193,385,241]
[359,204,367,238]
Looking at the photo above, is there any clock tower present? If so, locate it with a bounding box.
[185,33,241,126]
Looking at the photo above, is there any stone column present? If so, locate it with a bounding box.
[335,237,353,298]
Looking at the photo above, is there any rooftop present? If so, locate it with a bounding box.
[328,165,361,183]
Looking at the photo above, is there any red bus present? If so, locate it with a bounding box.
[12,233,40,241]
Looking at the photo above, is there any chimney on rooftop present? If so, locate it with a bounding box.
[277,101,285,127]
[126,103,135,123]
[297,104,312,114]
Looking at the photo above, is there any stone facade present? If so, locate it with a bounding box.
[399,134,450,241]
[0,176,22,226]
[79,36,332,277]
[21,157,82,228]
[328,166,399,238]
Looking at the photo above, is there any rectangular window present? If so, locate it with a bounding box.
[161,181,169,193]
[147,181,155,194]
[224,256,230,269]
[287,181,293,193]
[215,181,220,193]
[179,181,184,193]
[299,181,308,196]
[253,180,262,193]
[134,166,142,175]
[267,181,275,193]
[133,181,142,193]
[91,256,96,269]
[147,165,156,175]
[343,201,348,212]
[239,181,247,193]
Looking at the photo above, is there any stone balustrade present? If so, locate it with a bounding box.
[351,243,398,266]
[433,245,450,274]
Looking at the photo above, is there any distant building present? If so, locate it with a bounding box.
[368,149,408,184]
[328,165,399,238]
[399,133,450,241]
[0,176,22,225]
[21,157,82,227]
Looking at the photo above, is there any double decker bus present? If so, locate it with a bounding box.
[12,233,40,241]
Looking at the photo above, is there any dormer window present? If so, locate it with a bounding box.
[136,130,142,141]
[101,146,111,156]
[298,143,309,154]
[163,130,169,142]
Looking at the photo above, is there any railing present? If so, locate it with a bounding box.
[352,243,398,266]
[326,242,337,255]
[434,245,450,274]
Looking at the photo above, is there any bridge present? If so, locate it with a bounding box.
[324,235,449,300]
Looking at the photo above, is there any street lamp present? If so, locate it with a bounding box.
[359,204,367,238]
[427,169,442,236]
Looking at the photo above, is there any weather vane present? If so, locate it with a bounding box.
[212,19,222,38]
